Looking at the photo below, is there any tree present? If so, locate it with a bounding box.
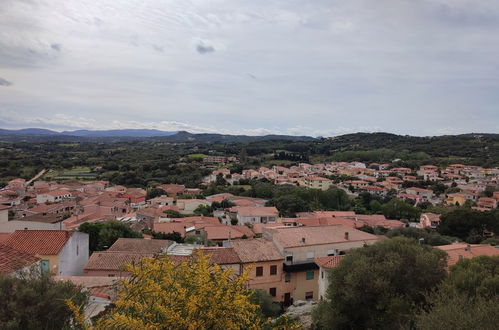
[82,253,264,329]
[163,209,184,218]
[382,199,421,221]
[415,256,499,330]
[0,272,88,329]
[79,221,143,252]
[386,227,457,246]
[438,209,499,243]
[268,195,310,217]
[250,289,281,318]
[193,204,213,217]
[146,188,166,200]
[313,237,447,329]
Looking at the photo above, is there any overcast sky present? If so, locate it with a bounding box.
[1,0,498,136]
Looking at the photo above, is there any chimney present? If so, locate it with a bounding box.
[301,237,306,244]
[344,232,349,240]
[465,244,471,252]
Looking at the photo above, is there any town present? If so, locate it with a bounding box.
[1,156,498,326]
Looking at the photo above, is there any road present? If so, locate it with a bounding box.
[26,169,47,185]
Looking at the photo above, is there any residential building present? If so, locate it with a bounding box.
[263,225,380,303]
[0,244,40,275]
[304,177,332,191]
[232,206,279,225]
[420,213,441,229]
[36,190,73,204]
[229,239,285,303]
[3,230,89,275]
[0,213,67,233]
[437,244,499,267]
[315,255,344,301]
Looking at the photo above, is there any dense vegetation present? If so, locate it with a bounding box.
[0,272,88,329]
[312,238,499,330]
[2,132,499,188]
[78,221,143,252]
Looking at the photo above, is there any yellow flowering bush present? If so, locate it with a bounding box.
[73,252,266,329]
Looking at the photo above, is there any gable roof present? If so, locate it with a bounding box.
[315,255,345,269]
[84,251,154,271]
[230,238,283,263]
[197,247,241,264]
[0,244,40,273]
[107,238,173,254]
[266,225,379,248]
[437,244,499,266]
[3,230,74,255]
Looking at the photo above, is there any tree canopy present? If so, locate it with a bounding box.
[438,209,499,243]
[78,220,143,252]
[415,256,499,330]
[0,272,88,330]
[313,237,448,329]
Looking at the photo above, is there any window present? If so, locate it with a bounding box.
[327,249,335,256]
[305,291,313,300]
[285,254,293,262]
[270,265,277,275]
[269,287,276,297]
[306,251,314,260]
[321,271,324,279]
[76,245,79,256]
[256,266,263,277]
[285,273,291,282]
[306,270,314,280]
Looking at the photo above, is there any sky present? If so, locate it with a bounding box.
[1,0,499,137]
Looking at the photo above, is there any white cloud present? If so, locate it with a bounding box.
[0,0,499,136]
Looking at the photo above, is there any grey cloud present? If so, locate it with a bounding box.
[0,77,13,86]
[51,43,61,51]
[196,42,215,54]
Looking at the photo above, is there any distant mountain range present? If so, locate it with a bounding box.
[0,128,316,143]
[0,128,178,137]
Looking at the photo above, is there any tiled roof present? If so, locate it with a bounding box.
[266,225,379,248]
[315,255,345,269]
[84,251,154,271]
[3,230,73,255]
[0,205,11,211]
[0,233,11,244]
[204,225,254,240]
[108,238,173,253]
[437,244,499,266]
[0,244,40,273]
[230,238,283,263]
[197,247,241,264]
[231,206,278,217]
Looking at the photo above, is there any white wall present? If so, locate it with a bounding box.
[0,219,66,233]
[58,232,89,276]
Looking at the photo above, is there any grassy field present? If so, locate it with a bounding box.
[187,153,207,159]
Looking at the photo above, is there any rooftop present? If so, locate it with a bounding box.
[107,238,173,254]
[266,225,379,248]
[230,238,283,263]
[0,244,40,273]
[3,230,74,255]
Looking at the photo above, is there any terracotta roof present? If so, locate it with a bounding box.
[230,238,283,263]
[84,251,154,271]
[197,247,241,264]
[0,244,40,273]
[231,206,278,217]
[296,211,356,218]
[266,225,379,248]
[315,255,345,269]
[0,205,11,211]
[108,238,173,253]
[3,230,74,255]
[18,213,65,224]
[437,244,499,267]
[0,233,11,244]
[204,225,254,240]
